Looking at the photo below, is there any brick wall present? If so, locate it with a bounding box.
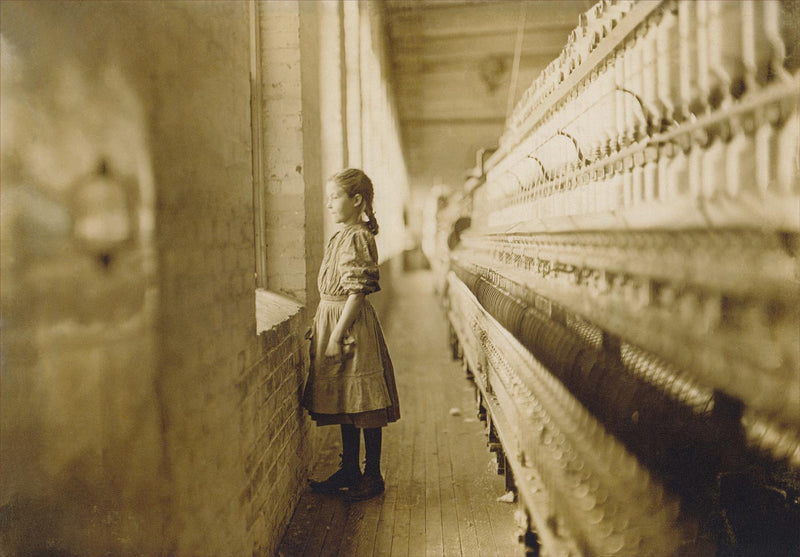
[249,7,327,552]
[241,309,311,557]
[256,1,324,307]
[259,0,306,300]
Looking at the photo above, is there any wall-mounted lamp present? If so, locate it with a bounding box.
[71,160,136,269]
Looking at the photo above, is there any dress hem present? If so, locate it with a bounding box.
[309,407,399,428]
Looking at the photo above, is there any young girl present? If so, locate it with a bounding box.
[302,168,400,501]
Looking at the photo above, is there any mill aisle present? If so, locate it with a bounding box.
[278,269,521,557]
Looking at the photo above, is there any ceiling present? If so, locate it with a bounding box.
[383,0,595,193]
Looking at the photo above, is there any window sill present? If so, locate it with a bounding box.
[255,288,304,334]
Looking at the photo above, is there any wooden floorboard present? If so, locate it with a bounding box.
[436,424,462,557]
[371,422,398,557]
[336,508,361,557]
[317,500,344,556]
[318,497,351,557]
[388,398,412,557]
[277,270,520,557]
[338,489,383,557]
[467,416,505,557]
[407,377,427,557]
[449,417,482,557]
[302,493,336,556]
[423,384,444,557]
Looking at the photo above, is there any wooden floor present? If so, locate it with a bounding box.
[277,270,522,557]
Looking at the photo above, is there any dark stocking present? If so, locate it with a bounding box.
[341,424,360,472]
[309,424,362,493]
[363,427,382,477]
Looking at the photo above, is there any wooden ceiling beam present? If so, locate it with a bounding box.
[389,27,571,57]
[394,66,548,119]
[389,21,574,41]
[386,2,589,39]
[385,0,493,11]
[392,52,557,74]
[402,116,507,125]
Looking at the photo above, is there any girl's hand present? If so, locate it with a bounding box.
[324,334,343,360]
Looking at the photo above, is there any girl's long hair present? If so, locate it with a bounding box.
[331,168,379,235]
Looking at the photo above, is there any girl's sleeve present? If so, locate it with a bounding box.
[338,228,380,295]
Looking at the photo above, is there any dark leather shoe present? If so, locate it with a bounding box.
[309,466,362,494]
[345,473,384,501]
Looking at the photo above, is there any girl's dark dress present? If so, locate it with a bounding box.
[302,223,400,428]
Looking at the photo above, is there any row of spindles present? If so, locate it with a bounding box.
[449,276,690,555]
[510,0,795,144]
[487,0,799,229]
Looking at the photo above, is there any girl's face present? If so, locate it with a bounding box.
[326,181,362,226]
